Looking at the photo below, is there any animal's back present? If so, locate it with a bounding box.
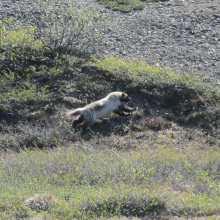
[85,96,120,120]
[69,91,136,131]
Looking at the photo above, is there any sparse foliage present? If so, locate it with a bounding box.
[27,0,106,52]
[0,17,43,74]
[97,0,169,12]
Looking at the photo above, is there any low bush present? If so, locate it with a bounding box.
[0,0,107,75]
[29,0,106,52]
[0,17,43,74]
[98,0,145,12]
[97,0,169,12]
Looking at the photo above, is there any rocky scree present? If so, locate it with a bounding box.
[0,0,220,81]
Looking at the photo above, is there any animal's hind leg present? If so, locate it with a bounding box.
[82,119,92,131]
[72,115,84,128]
[82,121,90,131]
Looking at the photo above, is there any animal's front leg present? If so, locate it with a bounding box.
[113,110,132,117]
[119,105,137,113]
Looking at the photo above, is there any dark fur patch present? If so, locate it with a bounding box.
[72,115,84,128]
[120,95,131,102]
[94,104,105,111]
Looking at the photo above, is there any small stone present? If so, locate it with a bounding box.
[4,5,11,8]
[120,51,127,55]
[197,65,202,70]
[34,11,41,15]
[6,12,14,17]
[116,36,125,41]
[100,9,107,13]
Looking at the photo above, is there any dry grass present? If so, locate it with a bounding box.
[24,194,57,211]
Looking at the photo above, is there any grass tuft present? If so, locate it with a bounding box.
[97,0,169,12]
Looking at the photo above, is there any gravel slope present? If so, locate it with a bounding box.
[1,0,220,80]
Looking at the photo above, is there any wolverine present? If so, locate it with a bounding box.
[67,92,137,131]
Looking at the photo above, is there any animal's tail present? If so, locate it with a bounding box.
[66,108,85,116]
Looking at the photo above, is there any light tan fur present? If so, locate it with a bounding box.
[67,92,137,131]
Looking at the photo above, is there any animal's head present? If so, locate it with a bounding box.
[120,92,131,102]
[108,92,131,102]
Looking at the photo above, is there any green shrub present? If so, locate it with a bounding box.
[97,0,169,12]
[0,17,43,74]
[0,0,107,75]
[98,0,144,12]
[29,0,107,52]
[0,18,42,50]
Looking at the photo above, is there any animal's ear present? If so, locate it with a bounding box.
[122,93,125,97]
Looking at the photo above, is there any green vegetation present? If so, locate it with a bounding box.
[97,0,169,12]
[97,0,144,12]
[1,0,220,219]
[93,55,220,105]
[1,139,220,219]
[1,47,220,218]
[0,0,106,74]
[0,17,43,74]
[0,18,42,49]
[94,55,197,84]
[30,1,106,51]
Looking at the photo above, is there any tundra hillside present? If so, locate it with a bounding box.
[1,0,220,219]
